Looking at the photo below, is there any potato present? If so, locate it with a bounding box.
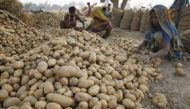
[69,77,79,86]
[100,85,107,93]
[28,78,38,86]
[1,71,9,79]
[46,102,62,109]
[88,85,100,96]
[78,79,94,88]
[125,93,136,101]
[0,90,8,101]
[12,61,25,69]
[34,89,44,99]
[46,93,73,107]
[7,106,19,109]
[152,93,168,108]
[78,101,88,109]
[60,77,69,86]
[79,51,90,59]
[44,69,54,78]
[3,97,20,108]
[8,77,20,85]
[67,37,76,45]
[48,59,57,67]
[21,75,30,85]
[89,52,96,63]
[176,67,185,76]
[138,76,148,85]
[20,91,29,100]
[106,86,116,95]
[97,55,106,62]
[34,70,43,79]
[75,92,92,102]
[115,90,123,102]
[115,105,125,109]
[64,89,73,97]
[126,75,134,82]
[43,82,54,94]
[23,96,37,105]
[175,62,183,67]
[35,101,47,109]
[122,99,135,109]
[57,88,66,94]
[16,86,27,97]
[37,61,48,73]
[88,76,101,84]
[50,39,67,46]
[57,66,82,78]
[89,97,99,107]
[97,94,111,101]
[2,84,13,92]
[41,45,50,56]
[112,71,122,79]
[70,87,80,94]
[57,59,65,66]
[108,100,117,108]
[139,84,149,93]
[20,103,33,109]
[14,69,23,77]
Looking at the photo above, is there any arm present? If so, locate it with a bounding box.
[94,20,111,28]
[86,20,95,30]
[76,15,85,26]
[138,40,148,49]
[63,14,69,22]
[86,23,92,30]
[151,44,170,58]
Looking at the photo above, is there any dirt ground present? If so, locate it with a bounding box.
[110,28,190,109]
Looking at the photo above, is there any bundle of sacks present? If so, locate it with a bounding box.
[111,8,150,33]
[178,6,190,32]
[139,10,150,33]
[0,10,52,56]
[0,29,163,109]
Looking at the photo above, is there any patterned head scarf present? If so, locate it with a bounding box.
[152,5,183,49]
[91,7,108,21]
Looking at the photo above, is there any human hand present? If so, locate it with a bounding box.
[132,47,140,53]
[141,54,152,63]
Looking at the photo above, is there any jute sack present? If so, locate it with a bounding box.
[140,10,150,32]
[131,10,143,31]
[178,6,190,32]
[120,9,134,30]
[111,8,124,27]
[181,30,190,53]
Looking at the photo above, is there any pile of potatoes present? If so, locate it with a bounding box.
[0,29,163,109]
[32,12,64,29]
[0,10,52,56]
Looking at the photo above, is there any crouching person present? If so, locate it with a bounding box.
[87,7,112,38]
[135,5,183,60]
[60,6,85,31]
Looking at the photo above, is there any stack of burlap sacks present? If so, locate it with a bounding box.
[111,8,150,33]
[178,6,190,33]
